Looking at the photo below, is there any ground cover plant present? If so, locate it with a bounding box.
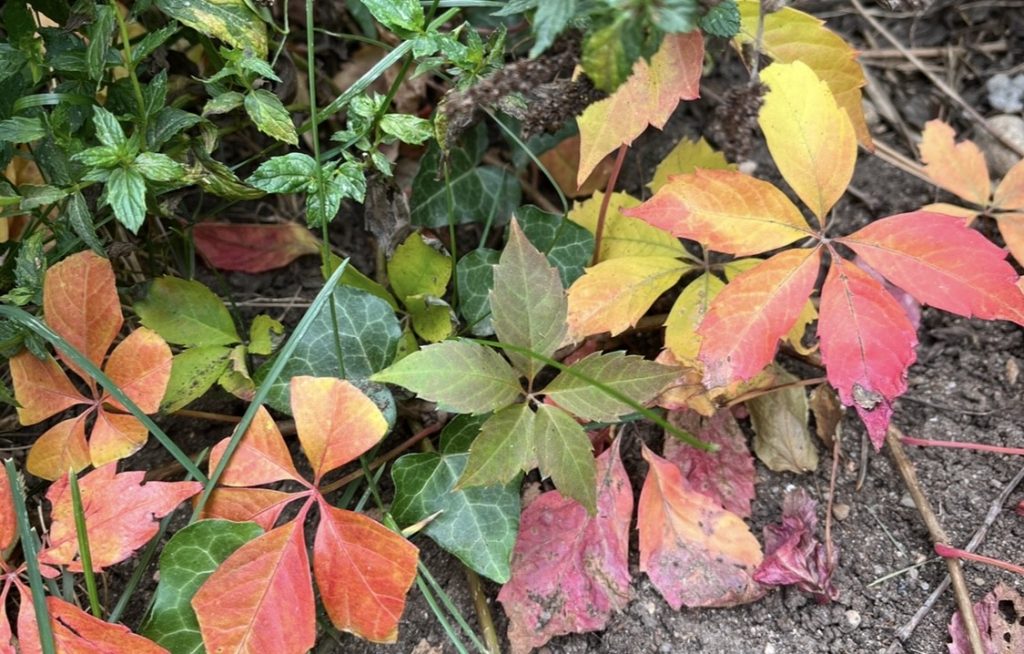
[0,0,1023,653]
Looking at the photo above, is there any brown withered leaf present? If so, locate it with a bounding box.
[809,383,843,449]
[747,366,818,473]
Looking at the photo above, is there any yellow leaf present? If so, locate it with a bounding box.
[568,192,685,261]
[921,202,979,223]
[567,257,689,338]
[736,2,871,148]
[649,137,735,192]
[664,273,725,366]
[919,120,991,208]
[759,61,856,221]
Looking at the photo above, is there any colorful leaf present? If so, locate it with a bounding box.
[841,212,1024,324]
[919,120,991,207]
[193,223,320,274]
[25,414,91,480]
[638,445,764,608]
[134,277,240,347]
[102,326,172,414]
[537,134,613,199]
[817,257,918,449]
[698,247,822,387]
[207,405,303,487]
[39,464,202,572]
[9,351,87,425]
[0,466,14,552]
[758,61,856,220]
[664,272,725,366]
[997,212,1024,267]
[649,137,735,192]
[490,220,567,381]
[948,583,1024,654]
[201,487,295,531]
[724,258,819,354]
[663,409,756,517]
[993,159,1024,211]
[544,351,678,422]
[747,366,818,473]
[624,168,812,255]
[754,487,838,602]
[313,501,419,643]
[88,410,149,468]
[568,191,684,261]
[577,31,704,186]
[498,442,632,654]
[19,592,168,654]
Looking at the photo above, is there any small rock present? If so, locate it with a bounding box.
[845,610,862,629]
[765,644,777,654]
[1006,357,1020,386]
[974,576,987,587]
[832,503,851,521]
[974,114,1024,177]
[900,493,916,509]
[986,73,1024,113]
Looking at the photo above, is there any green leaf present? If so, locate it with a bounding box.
[247,314,283,356]
[18,185,67,210]
[324,254,398,310]
[653,0,699,33]
[392,451,519,583]
[141,519,264,653]
[246,153,317,194]
[135,277,240,347]
[372,339,521,414]
[305,162,365,227]
[91,105,127,148]
[161,345,233,413]
[147,107,202,150]
[203,90,245,116]
[534,404,595,513]
[410,123,521,228]
[131,23,181,67]
[530,0,575,57]
[699,0,739,37]
[0,44,29,84]
[63,192,104,252]
[543,351,677,423]
[244,89,298,145]
[491,220,566,381]
[71,144,122,169]
[361,0,424,33]
[581,16,642,93]
[380,113,433,144]
[86,4,117,81]
[2,230,45,306]
[516,205,594,287]
[133,152,185,182]
[748,366,818,473]
[192,148,264,201]
[459,404,535,487]
[0,116,46,143]
[155,0,268,58]
[104,166,146,233]
[440,413,489,454]
[388,232,451,303]
[456,248,499,336]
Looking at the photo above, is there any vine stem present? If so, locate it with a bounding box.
[886,426,985,654]
[901,435,1024,457]
[591,144,629,266]
[318,421,443,496]
[934,543,1024,577]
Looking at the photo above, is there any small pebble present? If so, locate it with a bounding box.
[974,577,987,587]
[765,644,777,654]
[900,493,916,509]
[1006,357,1020,386]
[845,610,862,629]
[974,114,1024,176]
[832,503,851,521]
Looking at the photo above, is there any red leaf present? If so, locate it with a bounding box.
[841,212,1024,324]
[102,327,172,414]
[753,487,837,602]
[193,222,321,273]
[0,466,16,552]
[39,463,202,572]
[207,405,304,487]
[948,582,1024,654]
[663,409,756,517]
[852,255,921,330]
[313,501,419,643]
[698,247,821,387]
[193,521,316,654]
[498,441,632,654]
[638,445,763,609]
[203,487,297,531]
[818,257,918,449]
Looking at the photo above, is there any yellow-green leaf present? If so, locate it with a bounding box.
[155,0,267,58]
[649,137,735,192]
[664,272,725,366]
[569,192,685,262]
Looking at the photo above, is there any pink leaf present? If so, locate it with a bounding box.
[193,223,321,273]
[948,582,1023,654]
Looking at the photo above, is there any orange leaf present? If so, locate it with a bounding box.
[43,251,123,382]
[624,169,812,255]
[993,159,1024,211]
[89,410,148,467]
[313,501,419,643]
[291,377,388,484]
[18,590,167,654]
[102,327,171,414]
[208,405,304,486]
[841,212,1024,324]
[192,521,316,654]
[759,61,856,220]
[39,463,201,572]
[997,212,1024,267]
[698,247,822,387]
[9,351,87,425]
[193,222,321,273]
[577,31,703,186]
[920,120,991,207]
[818,257,917,449]
[203,487,297,531]
[0,466,15,552]
[638,445,763,609]
[26,414,91,481]
[921,202,979,222]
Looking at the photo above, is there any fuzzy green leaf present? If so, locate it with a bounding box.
[544,351,677,422]
[105,166,147,233]
[247,153,317,194]
[135,276,240,347]
[244,88,298,145]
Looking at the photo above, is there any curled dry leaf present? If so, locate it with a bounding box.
[754,487,838,602]
[193,222,320,273]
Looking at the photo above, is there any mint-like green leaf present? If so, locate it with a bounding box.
[141,519,264,653]
[134,152,185,182]
[530,0,575,57]
[456,248,499,336]
[18,185,68,210]
[380,114,433,144]
[161,345,233,413]
[544,351,678,422]
[534,404,596,513]
[72,144,122,169]
[63,192,105,253]
[244,88,298,145]
[459,404,535,487]
[700,0,738,37]
[155,0,268,57]
[86,4,117,81]
[0,116,46,143]
[203,91,245,116]
[392,451,519,583]
[516,205,594,287]
[306,162,366,227]
[491,220,566,381]
[135,276,240,347]
[91,105,127,148]
[373,339,521,415]
[0,44,28,83]
[361,0,424,33]
[105,166,147,233]
[147,107,202,150]
[247,153,317,194]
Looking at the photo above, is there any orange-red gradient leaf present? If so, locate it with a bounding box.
[291,377,388,483]
[919,120,991,207]
[88,410,148,467]
[994,159,1024,211]
[759,61,856,221]
[193,222,320,273]
[817,257,918,449]
[208,405,303,487]
[18,590,167,654]
[638,445,763,609]
[193,521,316,654]
[9,351,87,425]
[313,501,418,643]
[623,169,812,255]
[26,414,91,481]
[577,32,703,186]
[102,327,172,413]
[202,487,297,531]
[0,466,16,551]
[43,250,123,378]
[39,463,202,572]
[698,247,821,387]
[841,212,1024,324]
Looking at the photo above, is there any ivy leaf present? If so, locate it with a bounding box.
[544,351,677,423]
[141,519,264,654]
[245,89,299,145]
[664,272,724,367]
[247,153,318,194]
[516,205,594,286]
[456,248,499,336]
[104,166,147,233]
[135,276,240,347]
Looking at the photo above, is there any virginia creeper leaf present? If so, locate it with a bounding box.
[919,119,991,207]
[499,442,632,654]
[638,445,764,608]
[459,404,536,488]
[193,222,320,273]
[9,351,87,425]
[19,593,167,654]
[568,191,684,261]
[649,137,735,192]
[544,351,677,422]
[664,272,724,366]
[948,583,1024,654]
[135,277,240,347]
[102,327,172,415]
[747,366,818,473]
[994,159,1024,211]
[533,404,595,514]
[754,487,838,602]
[202,488,296,531]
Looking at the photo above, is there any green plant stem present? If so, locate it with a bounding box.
[68,470,102,618]
[444,161,460,311]
[113,6,147,133]
[483,107,568,217]
[901,436,1024,457]
[464,567,500,654]
[934,543,1024,577]
[591,143,629,266]
[465,338,715,451]
[5,459,55,654]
